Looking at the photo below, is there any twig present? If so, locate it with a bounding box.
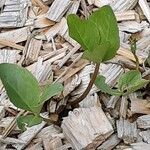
[70,62,100,106]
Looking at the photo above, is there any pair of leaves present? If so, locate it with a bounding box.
[95,70,149,96]
[67,5,120,63]
[0,63,63,130]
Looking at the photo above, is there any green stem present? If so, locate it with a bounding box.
[70,62,100,106]
[130,37,140,71]
[133,53,140,71]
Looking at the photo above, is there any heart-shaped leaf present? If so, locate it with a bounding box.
[40,83,63,104]
[95,75,122,96]
[67,5,120,63]
[17,115,42,131]
[0,63,41,114]
[118,70,149,95]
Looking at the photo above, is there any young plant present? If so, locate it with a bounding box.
[95,70,149,96]
[95,35,150,96]
[67,5,120,105]
[0,63,63,130]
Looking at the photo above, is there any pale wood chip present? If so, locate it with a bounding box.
[0,49,20,63]
[139,130,150,143]
[24,38,42,65]
[13,121,46,150]
[117,118,137,144]
[115,10,139,21]
[46,0,73,22]
[131,142,150,150]
[0,0,30,28]
[111,0,138,12]
[0,106,5,120]
[139,0,150,23]
[137,115,150,129]
[97,134,121,150]
[79,93,101,108]
[0,27,30,48]
[120,96,128,118]
[130,98,150,115]
[62,107,114,150]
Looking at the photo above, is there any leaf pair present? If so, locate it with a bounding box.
[67,5,120,63]
[95,70,149,96]
[0,63,63,130]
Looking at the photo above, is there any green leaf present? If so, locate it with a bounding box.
[95,75,122,96]
[40,83,63,104]
[17,115,42,131]
[118,70,150,95]
[83,43,110,62]
[67,5,120,63]
[0,63,41,114]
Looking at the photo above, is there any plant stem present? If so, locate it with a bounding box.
[130,36,140,71]
[133,53,140,71]
[70,62,100,106]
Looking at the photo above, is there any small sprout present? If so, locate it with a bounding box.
[117,70,149,95]
[0,63,63,130]
[95,70,149,96]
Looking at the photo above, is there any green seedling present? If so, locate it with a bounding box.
[0,63,63,130]
[67,5,120,105]
[95,70,149,96]
[95,30,149,98]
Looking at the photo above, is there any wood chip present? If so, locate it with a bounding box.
[0,27,30,48]
[131,142,150,150]
[0,49,20,63]
[0,0,30,28]
[117,118,137,144]
[139,130,150,143]
[24,38,42,65]
[94,0,110,8]
[139,0,150,23]
[62,107,114,150]
[130,98,150,115]
[120,96,128,118]
[0,106,5,120]
[37,125,62,150]
[111,0,138,12]
[137,115,150,129]
[97,134,121,150]
[79,93,101,108]
[63,74,81,97]
[46,0,73,22]
[13,121,46,150]
[115,10,139,21]
[107,96,120,109]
